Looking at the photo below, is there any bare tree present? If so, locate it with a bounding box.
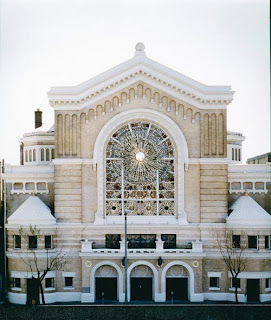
[18,225,71,305]
[214,227,247,303]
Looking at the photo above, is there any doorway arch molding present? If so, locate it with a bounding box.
[127,260,159,302]
[90,261,124,302]
[161,260,203,302]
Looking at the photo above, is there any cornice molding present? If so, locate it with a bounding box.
[48,55,234,110]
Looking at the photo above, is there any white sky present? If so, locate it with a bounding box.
[0,0,270,164]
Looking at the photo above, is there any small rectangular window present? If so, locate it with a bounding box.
[105,234,121,249]
[28,236,37,249]
[248,236,258,249]
[127,234,156,249]
[45,236,53,249]
[265,236,271,249]
[45,278,54,288]
[162,234,176,249]
[14,235,21,249]
[13,278,21,288]
[210,277,219,288]
[64,277,73,287]
[266,278,271,289]
[232,235,240,249]
[231,278,240,289]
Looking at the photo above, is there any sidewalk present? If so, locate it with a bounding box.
[1,303,271,320]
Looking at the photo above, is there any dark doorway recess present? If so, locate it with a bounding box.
[131,278,153,301]
[27,278,40,305]
[166,278,188,301]
[95,277,117,301]
[247,279,260,302]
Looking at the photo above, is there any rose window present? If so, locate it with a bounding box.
[105,122,175,216]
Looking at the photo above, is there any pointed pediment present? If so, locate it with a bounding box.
[48,44,234,110]
[8,196,56,226]
[227,194,271,226]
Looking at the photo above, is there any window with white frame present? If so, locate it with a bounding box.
[232,235,240,249]
[266,278,271,289]
[210,277,219,288]
[45,278,54,289]
[231,278,240,289]
[64,277,73,288]
[28,235,38,249]
[45,235,53,249]
[265,236,271,249]
[208,272,221,290]
[13,278,21,289]
[248,236,258,249]
[13,235,21,249]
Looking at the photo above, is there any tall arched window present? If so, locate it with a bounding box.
[105,122,175,216]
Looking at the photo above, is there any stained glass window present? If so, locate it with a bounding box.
[106,122,175,216]
[127,234,156,249]
[105,234,121,249]
[161,234,176,249]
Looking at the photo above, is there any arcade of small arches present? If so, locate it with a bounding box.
[87,260,196,303]
[24,146,55,164]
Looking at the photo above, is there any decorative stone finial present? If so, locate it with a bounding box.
[242,191,249,196]
[134,43,146,56]
[135,42,145,51]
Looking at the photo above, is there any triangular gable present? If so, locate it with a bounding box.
[8,196,56,226]
[48,44,234,110]
[227,194,271,226]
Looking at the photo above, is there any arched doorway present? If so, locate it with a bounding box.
[165,265,188,301]
[161,261,196,302]
[95,264,118,301]
[130,265,154,301]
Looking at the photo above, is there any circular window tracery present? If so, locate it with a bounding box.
[106,122,175,216]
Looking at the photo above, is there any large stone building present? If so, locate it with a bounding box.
[2,44,271,304]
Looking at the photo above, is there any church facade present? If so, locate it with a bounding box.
[3,44,271,304]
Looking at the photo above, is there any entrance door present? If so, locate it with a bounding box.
[27,278,40,305]
[166,278,188,301]
[247,279,260,302]
[95,277,117,301]
[131,278,152,301]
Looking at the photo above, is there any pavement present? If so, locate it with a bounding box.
[0,302,271,320]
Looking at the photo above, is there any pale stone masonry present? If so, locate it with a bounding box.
[3,43,271,304]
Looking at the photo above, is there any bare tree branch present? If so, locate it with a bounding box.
[16,225,72,305]
[213,227,247,303]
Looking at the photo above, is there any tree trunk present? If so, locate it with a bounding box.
[39,280,46,305]
[235,284,238,303]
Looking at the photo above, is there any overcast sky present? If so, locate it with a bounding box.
[0,0,269,164]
